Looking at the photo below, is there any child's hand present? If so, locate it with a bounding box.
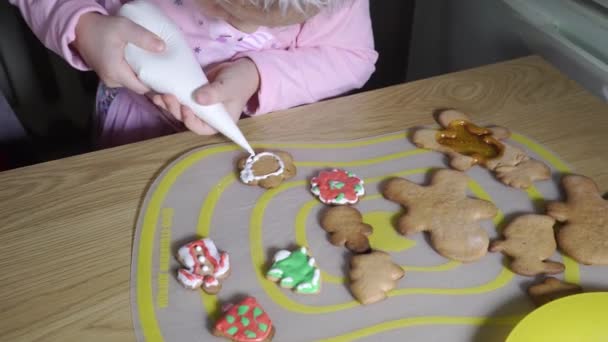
[73,12,165,95]
[149,58,260,135]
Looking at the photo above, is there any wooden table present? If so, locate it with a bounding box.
[1,56,607,341]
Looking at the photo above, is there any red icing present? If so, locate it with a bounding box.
[182,239,229,288]
[215,297,273,342]
[187,240,219,271]
[311,169,363,203]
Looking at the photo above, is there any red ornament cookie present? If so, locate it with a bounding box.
[311,169,365,205]
[213,297,275,342]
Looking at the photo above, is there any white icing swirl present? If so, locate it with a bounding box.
[240,152,285,184]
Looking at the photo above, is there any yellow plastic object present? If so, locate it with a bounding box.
[507,292,608,342]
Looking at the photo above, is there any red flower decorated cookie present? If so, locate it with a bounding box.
[311,169,365,205]
[213,297,274,342]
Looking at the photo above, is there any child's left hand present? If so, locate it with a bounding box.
[149,58,260,135]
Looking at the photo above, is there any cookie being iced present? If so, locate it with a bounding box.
[412,109,550,189]
[547,174,608,265]
[238,151,296,189]
[383,169,498,262]
[266,247,321,294]
[528,277,582,307]
[175,238,230,294]
[490,214,564,276]
[213,297,275,342]
[321,206,373,253]
[311,169,365,205]
[349,251,404,305]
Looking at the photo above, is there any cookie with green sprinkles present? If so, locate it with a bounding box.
[311,169,365,205]
[213,297,275,342]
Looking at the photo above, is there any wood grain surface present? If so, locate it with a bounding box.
[1,56,607,341]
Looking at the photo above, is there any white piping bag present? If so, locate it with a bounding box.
[118,0,254,155]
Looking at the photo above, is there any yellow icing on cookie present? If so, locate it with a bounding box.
[436,120,504,163]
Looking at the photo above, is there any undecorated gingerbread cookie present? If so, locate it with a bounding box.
[213,296,275,342]
[547,174,608,265]
[412,109,550,189]
[311,169,365,205]
[527,277,582,307]
[175,238,231,294]
[383,169,498,262]
[238,151,296,189]
[490,214,564,276]
[266,247,321,294]
[349,251,404,305]
[320,206,373,253]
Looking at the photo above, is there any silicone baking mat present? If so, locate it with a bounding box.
[131,132,608,341]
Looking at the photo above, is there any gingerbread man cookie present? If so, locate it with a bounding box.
[383,169,498,262]
[237,151,296,189]
[527,277,582,307]
[490,214,564,276]
[547,174,608,265]
[266,247,321,294]
[176,238,231,294]
[311,169,365,205]
[412,109,550,189]
[213,297,275,342]
[320,206,373,253]
[349,251,405,305]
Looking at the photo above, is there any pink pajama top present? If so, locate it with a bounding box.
[10,0,378,147]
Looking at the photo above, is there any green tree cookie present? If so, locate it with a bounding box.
[266,247,321,294]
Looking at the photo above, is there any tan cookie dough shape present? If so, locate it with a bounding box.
[349,251,405,305]
[412,109,550,189]
[321,206,373,253]
[237,151,296,189]
[383,169,498,262]
[528,277,582,307]
[490,214,564,276]
[547,174,608,265]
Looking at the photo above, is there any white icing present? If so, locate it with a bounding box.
[240,152,285,184]
[177,245,195,269]
[195,246,202,252]
[214,253,230,277]
[203,277,219,287]
[198,255,206,264]
[312,268,321,286]
[274,250,291,262]
[202,265,210,273]
[300,247,308,255]
[282,277,294,284]
[203,238,219,257]
[308,257,316,267]
[177,270,203,289]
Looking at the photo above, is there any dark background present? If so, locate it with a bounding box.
[1,1,532,169]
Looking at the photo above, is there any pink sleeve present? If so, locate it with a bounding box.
[239,0,378,115]
[8,0,109,70]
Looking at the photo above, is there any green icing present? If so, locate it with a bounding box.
[266,247,320,294]
[227,326,238,336]
[354,183,363,194]
[241,317,250,327]
[329,181,345,190]
[335,193,346,202]
[245,330,257,338]
[253,307,263,318]
[237,305,249,315]
[258,323,269,332]
[347,171,355,177]
[225,315,235,324]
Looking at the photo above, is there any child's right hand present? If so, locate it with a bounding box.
[72,12,165,95]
